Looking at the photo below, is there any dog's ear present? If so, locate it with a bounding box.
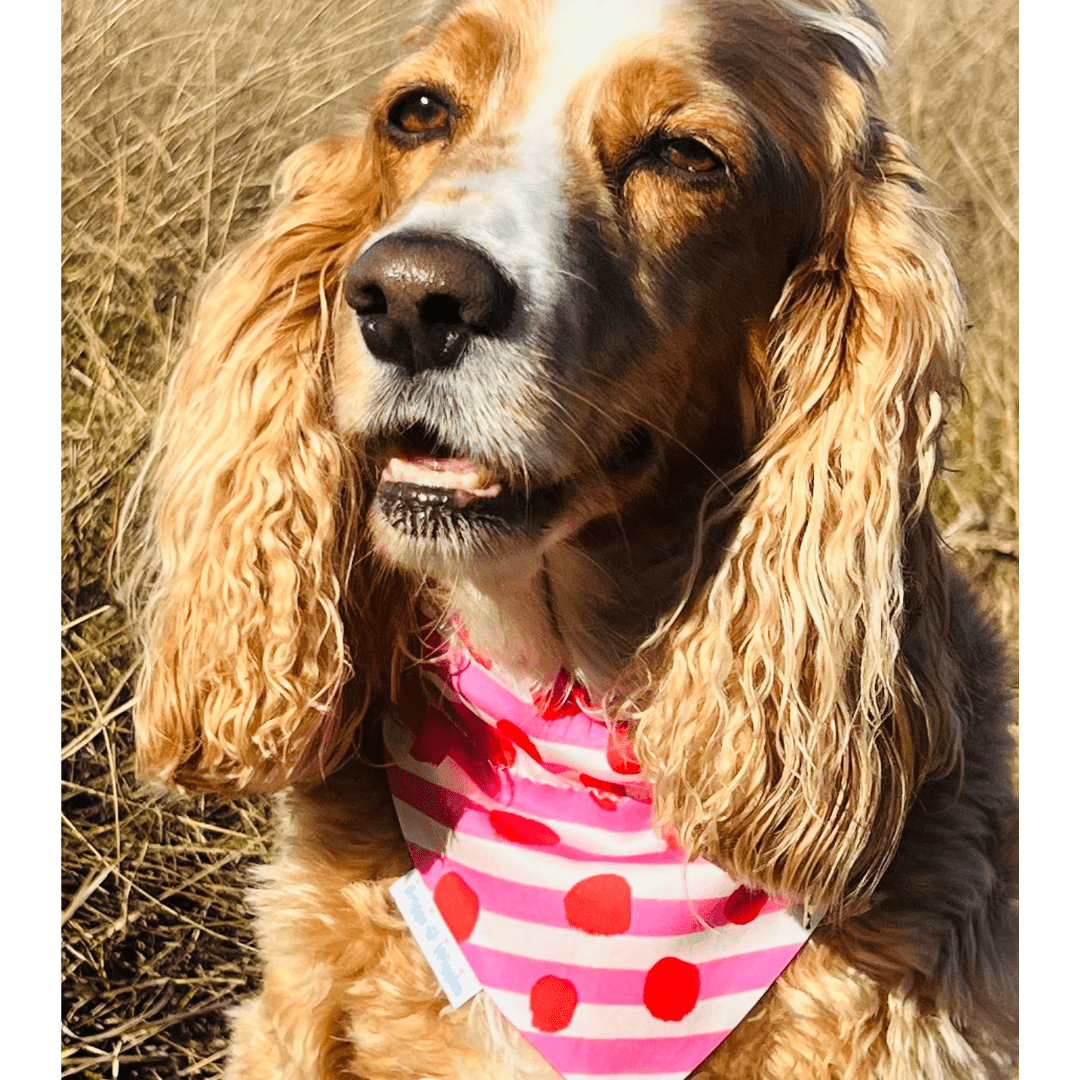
[635,62,965,916]
[133,134,408,794]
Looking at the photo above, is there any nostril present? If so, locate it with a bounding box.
[349,283,388,316]
[419,294,463,326]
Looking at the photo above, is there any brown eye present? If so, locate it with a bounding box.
[386,89,453,145]
[660,137,721,173]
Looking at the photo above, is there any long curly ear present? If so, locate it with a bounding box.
[133,134,406,794]
[636,65,965,916]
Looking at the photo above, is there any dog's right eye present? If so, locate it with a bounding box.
[385,89,453,146]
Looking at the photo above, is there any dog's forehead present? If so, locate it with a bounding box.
[538,0,682,85]
[518,0,696,143]
[435,0,698,109]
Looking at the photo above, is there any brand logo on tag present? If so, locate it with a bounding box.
[389,869,482,1009]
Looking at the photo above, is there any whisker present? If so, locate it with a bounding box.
[547,266,599,292]
[542,369,731,493]
[525,379,614,484]
[524,381,636,559]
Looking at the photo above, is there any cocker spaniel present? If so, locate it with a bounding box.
[132,0,1018,1077]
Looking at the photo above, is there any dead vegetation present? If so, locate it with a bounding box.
[60,0,1018,1075]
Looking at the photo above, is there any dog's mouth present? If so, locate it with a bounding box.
[370,422,652,554]
[372,424,565,543]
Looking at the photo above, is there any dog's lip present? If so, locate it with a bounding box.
[381,455,503,505]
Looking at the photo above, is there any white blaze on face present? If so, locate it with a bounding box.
[476,0,679,313]
[509,0,678,195]
[526,0,676,129]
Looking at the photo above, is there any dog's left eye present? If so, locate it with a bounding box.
[660,137,723,174]
[385,89,453,145]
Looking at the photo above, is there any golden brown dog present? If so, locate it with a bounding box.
[132,0,1018,1075]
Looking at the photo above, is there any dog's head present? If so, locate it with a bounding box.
[135,0,964,914]
[333,0,820,578]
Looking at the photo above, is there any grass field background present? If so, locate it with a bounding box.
[60,0,1018,1075]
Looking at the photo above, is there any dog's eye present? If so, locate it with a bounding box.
[386,89,453,145]
[660,137,722,174]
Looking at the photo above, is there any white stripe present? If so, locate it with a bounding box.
[525,737,631,783]
[488,985,770,1040]
[392,799,744,901]
[470,907,811,971]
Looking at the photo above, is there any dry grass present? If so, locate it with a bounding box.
[879,0,1019,647]
[59,0,1018,1075]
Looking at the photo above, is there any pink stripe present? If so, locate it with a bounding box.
[390,767,690,864]
[436,693,644,791]
[422,632,637,773]
[447,659,612,750]
[462,940,804,1003]
[425,653,651,791]
[522,1031,730,1075]
[409,733,656,833]
[416,858,784,936]
[507,757,652,807]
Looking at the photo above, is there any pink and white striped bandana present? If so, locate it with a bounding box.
[384,630,813,1080]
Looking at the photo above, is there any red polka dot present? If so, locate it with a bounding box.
[529,975,577,1032]
[432,872,480,942]
[533,673,595,720]
[656,825,682,851]
[564,874,632,935]
[579,773,626,811]
[724,885,768,925]
[483,726,517,769]
[497,720,543,763]
[606,724,642,775]
[569,686,594,713]
[579,774,627,798]
[533,671,576,720]
[643,957,700,1021]
[489,810,560,846]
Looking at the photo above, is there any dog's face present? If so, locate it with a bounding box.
[333,0,819,575]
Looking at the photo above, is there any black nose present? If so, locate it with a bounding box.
[343,234,516,372]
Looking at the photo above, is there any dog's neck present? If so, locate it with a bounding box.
[438,484,708,695]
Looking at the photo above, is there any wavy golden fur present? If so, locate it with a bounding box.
[132,0,1017,1076]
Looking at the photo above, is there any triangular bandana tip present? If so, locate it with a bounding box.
[383,635,813,1079]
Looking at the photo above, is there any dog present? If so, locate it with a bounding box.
[132,0,1018,1076]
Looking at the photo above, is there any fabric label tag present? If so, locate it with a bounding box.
[389,869,482,1009]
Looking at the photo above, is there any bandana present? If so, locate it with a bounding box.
[384,630,813,1080]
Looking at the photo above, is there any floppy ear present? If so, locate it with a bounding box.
[133,134,409,794]
[635,71,965,916]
